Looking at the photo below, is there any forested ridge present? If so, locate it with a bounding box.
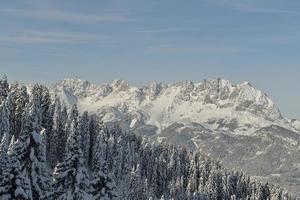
[0,76,294,200]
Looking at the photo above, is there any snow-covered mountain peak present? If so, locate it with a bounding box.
[53,78,92,96]
[57,77,90,88]
[53,77,275,110]
[111,79,130,92]
[51,77,289,135]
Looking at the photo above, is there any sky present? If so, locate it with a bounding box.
[0,0,300,118]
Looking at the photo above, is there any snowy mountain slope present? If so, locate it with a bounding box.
[289,119,300,132]
[159,122,300,195]
[52,78,291,134]
[51,78,300,196]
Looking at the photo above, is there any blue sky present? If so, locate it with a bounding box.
[0,0,300,118]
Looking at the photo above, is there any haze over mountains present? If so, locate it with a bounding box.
[52,77,300,196]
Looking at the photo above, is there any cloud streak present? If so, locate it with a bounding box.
[0,29,117,44]
[0,8,129,24]
[219,0,300,15]
[146,45,239,54]
[137,27,197,33]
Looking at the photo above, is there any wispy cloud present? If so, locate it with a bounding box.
[0,8,129,24]
[146,45,239,54]
[219,0,300,15]
[137,27,197,33]
[0,29,115,44]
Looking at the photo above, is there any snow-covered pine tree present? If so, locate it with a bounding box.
[111,134,127,186]
[56,105,68,163]
[0,93,13,150]
[5,85,51,199]
[40,86,52,127]
[186,156,198,199]
[0,86,52,200]
[79,111,90,165]
[269,186,283,200]
[47,97,63,168]
[205,168,225,200]
[53,106,92,200]
[0,139,33,200]
[91,123,107,171]
[90,123,119,199]
[91,161,118,200]
[11,84,29,139]
[0,75,9,104]
[117,141,136,199]
[236,172,251,199]
[128,164,148,200]
[0,96,13,200]
[40,86,54,167]
[170,176,187,200]
[65,104,79,146]
[256,182,271,200]
[88,115,100,167]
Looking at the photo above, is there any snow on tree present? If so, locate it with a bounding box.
[0,142,33,200]
[79,111,90,165]
[269,186,283,200]
[128,164,148,200]
[0,97,13,200]
[0,75,9,104]
[1,86,52,199]
[11,84,29,139]
[91,162,118,200]
[56,105,68,163]
[65,104,79,146]
[53,106,92,200]
[90,124,119,199]
[47,97,63,168]
[0,95,12,154]
[186,156,198,198]
[91,123,108,171]
[204,168,225,200]
[88,115,100,167]
[40,86,54,166]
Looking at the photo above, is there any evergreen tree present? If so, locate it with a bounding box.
[91,124,108,171]
[186,157,198,199]
[6,91,52,199]
[57,106,68,163]
[128,164,147,200]
[91,162,117,200]
[0,75,9,103]
[12,85,29,139]
[79,111,90,165]
[53,107,92,200]
[65,104,79,146]
[0,95,12,151]
[88,115,100,167]
[40,86,54,167]
[257,183,271,200]
[270,187,283,200]
[48,97,63,168]
[0,98,13,200]
[0,142,33,200]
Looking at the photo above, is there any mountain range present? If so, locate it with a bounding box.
[51,78,300,196]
